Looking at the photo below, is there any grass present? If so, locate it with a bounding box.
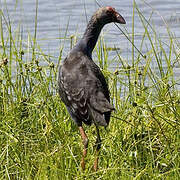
[0,1,180,179]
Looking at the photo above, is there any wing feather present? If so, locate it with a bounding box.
[58,52,114,126]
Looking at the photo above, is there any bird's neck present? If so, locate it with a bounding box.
[73,17,104,58]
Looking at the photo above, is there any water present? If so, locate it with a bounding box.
[1,0,180,86]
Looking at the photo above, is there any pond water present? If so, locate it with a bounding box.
[1,0,180,87]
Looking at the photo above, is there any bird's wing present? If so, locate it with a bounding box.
[58,55,92,125]
[87,60,114,125]
[58,53,114,126]
[89,90,114,113]
[88,60,111,101]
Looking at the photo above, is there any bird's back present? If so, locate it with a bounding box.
[58,51,114,127]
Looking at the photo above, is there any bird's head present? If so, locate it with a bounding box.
[95,6,126,25]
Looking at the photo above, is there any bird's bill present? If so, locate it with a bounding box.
[115,13,126,24]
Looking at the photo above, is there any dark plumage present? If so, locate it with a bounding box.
[58,6,125,170]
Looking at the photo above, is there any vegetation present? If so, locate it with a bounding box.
[0,1,179,179]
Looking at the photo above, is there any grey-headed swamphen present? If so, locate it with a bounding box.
[58,6,126,171]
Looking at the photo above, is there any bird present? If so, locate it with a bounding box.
[58,6,126,171]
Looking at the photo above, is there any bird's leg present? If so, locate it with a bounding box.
[79,126,88,170]
[94,125,101,171]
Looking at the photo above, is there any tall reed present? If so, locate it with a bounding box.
[0,1,179,179]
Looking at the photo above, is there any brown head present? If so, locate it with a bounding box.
[94,6,126,25]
